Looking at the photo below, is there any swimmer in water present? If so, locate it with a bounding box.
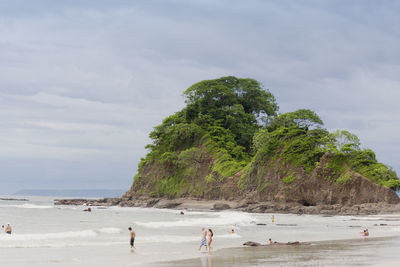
[5,224,12,234]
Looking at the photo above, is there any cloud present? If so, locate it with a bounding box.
[0,0,399,193]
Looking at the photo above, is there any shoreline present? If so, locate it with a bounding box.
[143,236,400,267]
[3,197,400,267]
[54,197,400,215]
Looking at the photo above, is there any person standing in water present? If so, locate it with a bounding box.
[207,229,214,251]
[272,215,275,223]
[128,227,136,248]
[5,224,12,234]
[199,228,207,251]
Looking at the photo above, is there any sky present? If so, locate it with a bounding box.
[0,0,399,194]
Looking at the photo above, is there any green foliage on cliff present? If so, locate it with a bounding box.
[246,120,399,189]
[132,76,400,197]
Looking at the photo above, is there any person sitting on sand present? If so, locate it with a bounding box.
[199,228,207,251]
[5,224,12,234]
[129,227,136,249]
[207,229,214,251]
[231,229,235,234]
[269,238,279,245]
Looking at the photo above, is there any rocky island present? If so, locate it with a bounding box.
[56,76,400,215]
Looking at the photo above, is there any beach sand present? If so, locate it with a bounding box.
[147,236,400,267]
[2,196,400,266]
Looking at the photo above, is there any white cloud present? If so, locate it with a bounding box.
[0,0,399,193]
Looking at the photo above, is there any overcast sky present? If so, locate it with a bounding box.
[1,0,399,194]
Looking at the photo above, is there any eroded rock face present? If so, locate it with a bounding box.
[241,156,400,207]
[115,148,400,216]
[126,150,399,210]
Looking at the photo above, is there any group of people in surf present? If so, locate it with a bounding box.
[126,213,371,251]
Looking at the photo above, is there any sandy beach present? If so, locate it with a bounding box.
[148,236,400,267]
[1,196,400,266]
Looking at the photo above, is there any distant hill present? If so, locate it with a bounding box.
[125,76,400,207]
[14,189,125,198]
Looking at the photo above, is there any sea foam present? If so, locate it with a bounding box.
[10,203,53,209]
[135,211,255,228]
[140,233,241,244]
[0,227,121,241]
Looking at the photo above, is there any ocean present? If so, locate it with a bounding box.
[1,196,400,266]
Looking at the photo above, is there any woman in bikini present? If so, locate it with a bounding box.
[207,229,214,251]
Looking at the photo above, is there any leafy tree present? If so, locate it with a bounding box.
[331,130,361,153]
[268,109,323,131]
[183,76,278,150]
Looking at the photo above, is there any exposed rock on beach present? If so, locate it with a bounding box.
[54,196,400,215]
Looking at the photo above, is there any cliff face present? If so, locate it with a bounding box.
[239,155,399,205]
[125,148,399,206]
[128,143,245,200]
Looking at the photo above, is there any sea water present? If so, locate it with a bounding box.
[0,196,400,266]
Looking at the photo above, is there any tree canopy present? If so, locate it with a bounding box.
[183,76,278,150]
[149,76,278,158]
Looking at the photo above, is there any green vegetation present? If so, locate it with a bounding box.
[132,76,399,198]
[336,172,352,185]
[283,174,295,184]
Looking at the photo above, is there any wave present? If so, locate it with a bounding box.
[135,211,254,228]
[0,241,126,248]
[0,227,121,241]
[140,232,241,244]
[96,227,121,234]
[0,203,54,209]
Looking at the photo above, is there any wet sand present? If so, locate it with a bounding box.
[145,236,400,267]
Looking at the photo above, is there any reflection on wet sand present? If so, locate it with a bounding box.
[155,236,400,267]
[200,253,214,267]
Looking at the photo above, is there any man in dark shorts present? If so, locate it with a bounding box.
[129,227,136,248]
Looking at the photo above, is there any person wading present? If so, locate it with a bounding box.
[129,227,136,249]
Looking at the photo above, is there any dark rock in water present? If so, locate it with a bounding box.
[243,241,262,246]
[213,203,231,210]
[0,198,28,201]
[54,198,120,206]
[153,200,182,209]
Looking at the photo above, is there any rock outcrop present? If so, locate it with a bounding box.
[122,151,399,214]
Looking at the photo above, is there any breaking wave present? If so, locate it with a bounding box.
[135,211,255,228]
[0,227,121,241]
